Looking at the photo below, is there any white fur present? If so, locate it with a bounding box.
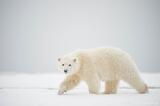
[58,47,148,95]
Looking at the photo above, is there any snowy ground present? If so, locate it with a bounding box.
[0,73,160,106]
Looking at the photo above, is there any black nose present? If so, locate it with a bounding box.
[64,70,68,73]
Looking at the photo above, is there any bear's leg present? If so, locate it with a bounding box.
[58,74,80,95]
[104,80,119,94]
[121,71,148,93]
[84,74,100,94]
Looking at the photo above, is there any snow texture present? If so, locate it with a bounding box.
[0,73,160,106]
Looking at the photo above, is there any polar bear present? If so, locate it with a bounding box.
[57,47,148,95]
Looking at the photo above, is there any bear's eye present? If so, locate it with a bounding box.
[62,64,64,66]
[68,64,71,66]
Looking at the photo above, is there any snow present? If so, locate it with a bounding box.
[0,73,160,106]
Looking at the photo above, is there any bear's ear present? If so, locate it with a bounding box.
[58,58,61,62]
[73,58,77,62]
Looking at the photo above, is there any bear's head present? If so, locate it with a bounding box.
[57,55,80,74]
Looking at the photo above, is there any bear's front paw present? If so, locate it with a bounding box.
[58,89,66,95]
[58,85,67,95]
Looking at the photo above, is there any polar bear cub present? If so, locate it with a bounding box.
[57,47,148,95]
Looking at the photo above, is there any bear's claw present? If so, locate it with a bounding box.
[58,90,67,95]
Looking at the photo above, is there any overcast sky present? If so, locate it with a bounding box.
[0,0,160,73]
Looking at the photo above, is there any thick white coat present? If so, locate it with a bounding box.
[58,47,148,95]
